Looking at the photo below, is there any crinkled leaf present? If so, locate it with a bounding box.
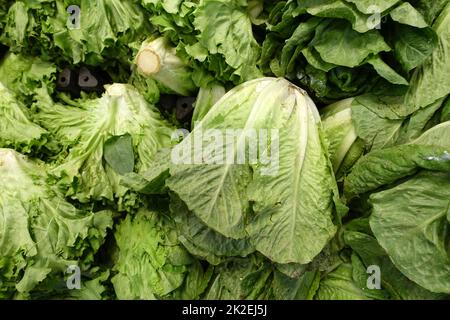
[370,171,450,293]
[311,20,390,68]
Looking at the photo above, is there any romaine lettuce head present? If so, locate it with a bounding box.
[0,149,113,299]
[260,0,442,103]
[139,77,343,264]
[321,98,364,179]
[34,83,175,207]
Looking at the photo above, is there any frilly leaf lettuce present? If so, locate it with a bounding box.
[0,149,113,298]
[0,0,150,66]
[0,82,48,153]
[0,52,56,104]
[34,83,175,205]
[193,0,262,81]
[111,207,212,299]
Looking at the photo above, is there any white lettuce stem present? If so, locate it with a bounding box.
[136,47,161,76]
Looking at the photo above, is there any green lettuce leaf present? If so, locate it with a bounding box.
[193,0,262,81]
[35,83,174,205]
[261,1,443,103]
[311,20,390,68]
[111,207,211,299]
[169,193,254,265]
[321,94,448,176]
[204,255,272,300]
[1,0,150,66]
[370,171,450,293]
[0,82,47,153]
[406,2,450,109]
[191,82,226,126]
[321,98,362,176]
[0,149,112,298]
[345,0,400,14]
[0,52,56,104]
[344,144,450,199]
[389,2,428,28]
[344,220,447,300]
[314,260,385,300]
[302,0,375,33]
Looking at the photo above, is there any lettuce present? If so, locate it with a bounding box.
[260,0,440,102]
[321,93,448,177]
[111,207,212,300]
[0,0,150,67]
[138,77,343,264]
[344,123,450,293]
[134,37,197,96]
[406,2,450,110]
[34,84,175,206]
[139,0,262,85]
[0,52,56,105]
[0,0,449,301]
[0,149,112,298]
[0,82,48,153]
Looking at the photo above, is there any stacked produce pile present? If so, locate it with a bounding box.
[0,0,449,299]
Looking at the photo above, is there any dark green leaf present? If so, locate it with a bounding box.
[104,134,135,175]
